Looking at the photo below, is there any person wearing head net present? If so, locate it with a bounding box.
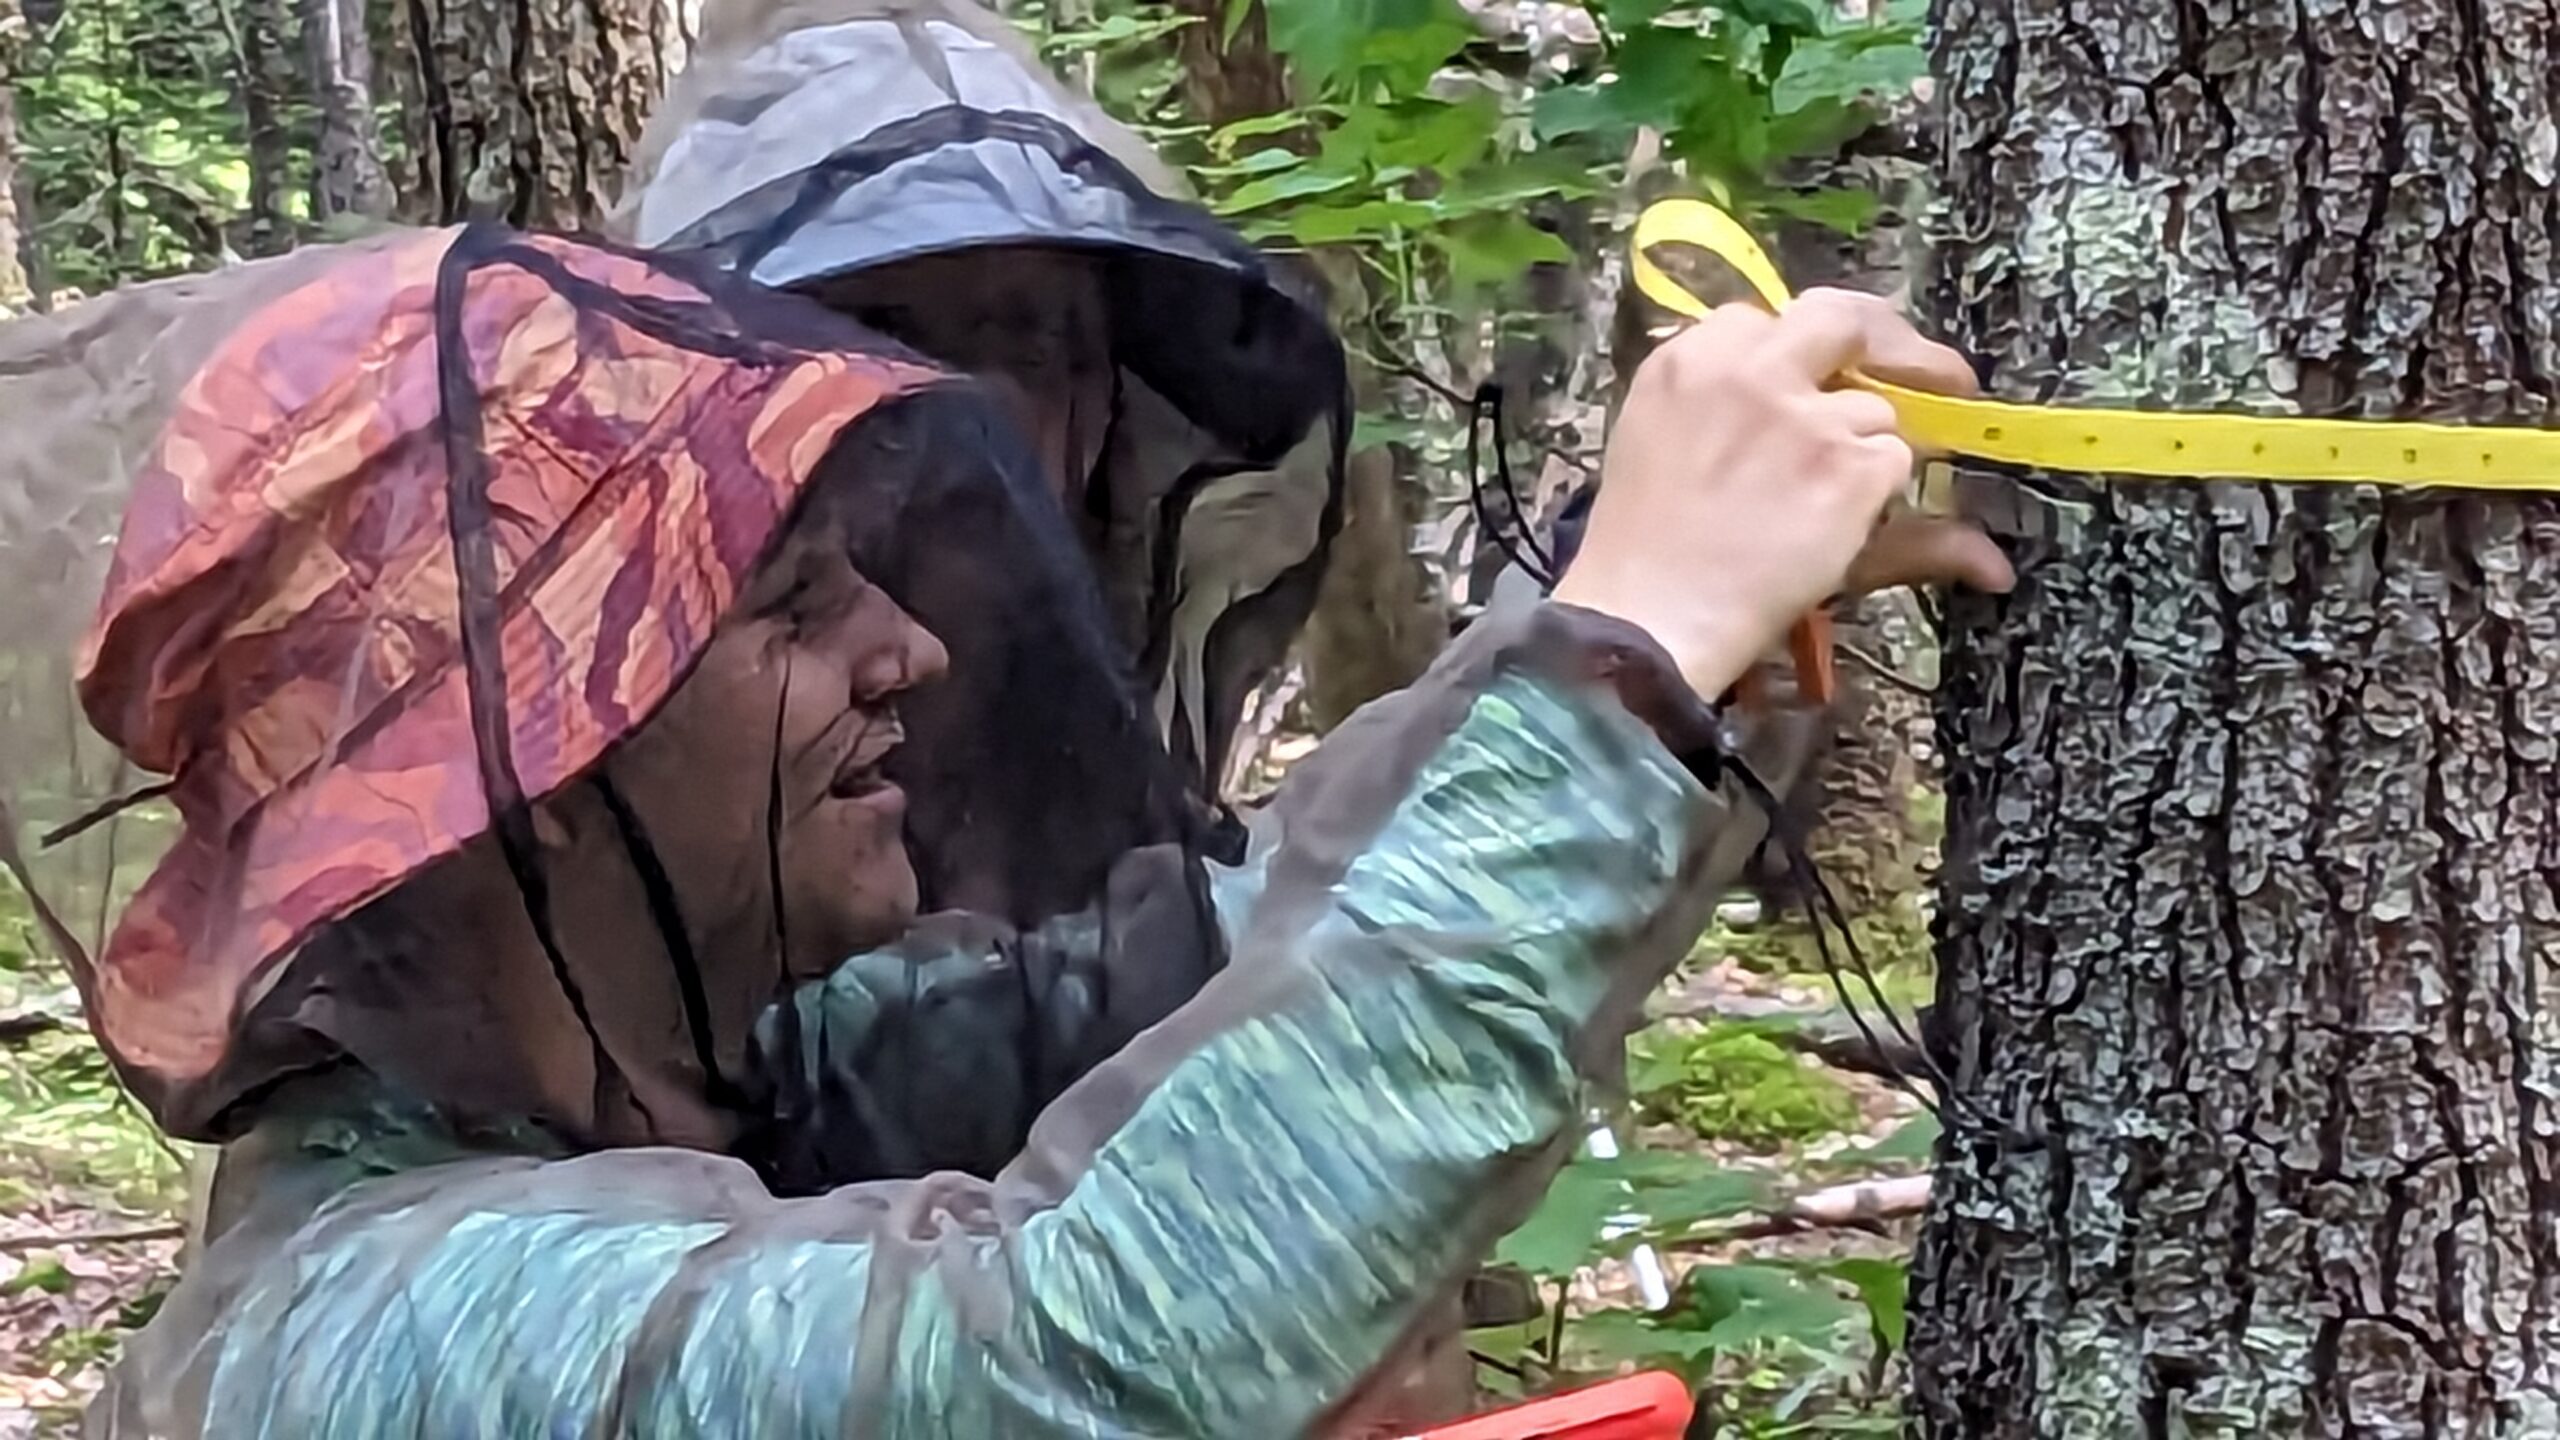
[0,8,2017,1438]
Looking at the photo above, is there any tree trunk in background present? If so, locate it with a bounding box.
[0,0,27,313]
[230,0,299,255]
[1301,435,1446,729]
[387,0,669,229]
[1167,0,1288,122]
[1161,0,1446,728]
[302,0,392,226]
[1910,0,2560,1431]
[1799,595,1923,914]
[1760,141,1932,916]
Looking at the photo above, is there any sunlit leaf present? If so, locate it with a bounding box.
[1215,165,1362,214]
[1268,196,1437,243]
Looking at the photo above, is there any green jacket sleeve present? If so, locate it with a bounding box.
[95,603,1816,1440]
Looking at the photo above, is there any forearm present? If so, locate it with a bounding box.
[117,603,1810,1439]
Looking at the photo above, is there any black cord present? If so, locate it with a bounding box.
[434,229,642,1134]
[1466,381,1558,590]
[594,771,748,1111]
[1718,751,2025,1149]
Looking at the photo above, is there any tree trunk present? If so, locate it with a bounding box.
[0,0,27,313]
[1764,141,1933,917]
[302,0,393,226]
[387,0,670,229]
[1795,595,1924,914]
[1158,0,1447,729]
[228,0,300,255]
[1909,0,2560,1433]
[1164,0,1289,123]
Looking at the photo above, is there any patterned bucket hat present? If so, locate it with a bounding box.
[70,226,934,1130]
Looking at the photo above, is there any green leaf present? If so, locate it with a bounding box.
[1365,93,1501,173]
[1721,0,1824,31]
[1264,0,1472,93]
[1831,1113,1941,1169]
[1771,33,1925,112]
[1820,1256,1909,1351]
[1436,214,1572,287]
[1597,0,1677,28]
[1571,1307,1730,1367]
[1214,166,1362,215]
[1681,1263,1863,1350]
[1762,95,1873,162]
[1494,1161,1623,1276]
[1223,0,1257,45]
[1266,196,1438,244]
[1195,146,1308,179]
[1209,108,1328,152]
[1763,185,1883,233]
[1432,153,1605,213]
[1630,1167,1771,1234]
[6,1255,73,1296]
[1532,27,1718,142]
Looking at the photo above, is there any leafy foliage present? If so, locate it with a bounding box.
[16,0,260,293]
[0,881,180,1214]
[1206,0,1918,281]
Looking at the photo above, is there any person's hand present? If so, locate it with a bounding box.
[1552,288,2014,698]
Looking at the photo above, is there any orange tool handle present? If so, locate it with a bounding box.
[1731,611,1838,709]
[1405,1372,1693,1440]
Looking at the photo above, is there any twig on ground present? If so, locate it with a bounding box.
[1772,1016,1935,1080]
[0,1012,63,1044]
[0,1224,184,1253]
[1669,1175,1931,1250]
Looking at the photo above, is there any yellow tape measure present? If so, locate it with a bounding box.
[1631,199,2560,492]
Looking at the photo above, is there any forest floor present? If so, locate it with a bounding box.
[0,879,1935,1436]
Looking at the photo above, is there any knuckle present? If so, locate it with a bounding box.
[1651,313,1758,388]
[1841,392,1899,432]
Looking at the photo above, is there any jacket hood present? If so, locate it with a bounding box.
[611,0,1347,794]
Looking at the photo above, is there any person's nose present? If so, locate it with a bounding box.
[850,613,949,702]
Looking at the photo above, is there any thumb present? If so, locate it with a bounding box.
[1843,515,2016,597]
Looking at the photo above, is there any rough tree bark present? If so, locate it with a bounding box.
[1910,0,2560,1433]
[301,0,393,226]
[387,0,671,229]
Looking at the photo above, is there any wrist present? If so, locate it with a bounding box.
[1547,572,1771,700]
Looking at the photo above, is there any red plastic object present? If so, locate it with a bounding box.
[1405,1373,1693,1440]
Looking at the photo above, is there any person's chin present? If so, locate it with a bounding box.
[786,795,922,969]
